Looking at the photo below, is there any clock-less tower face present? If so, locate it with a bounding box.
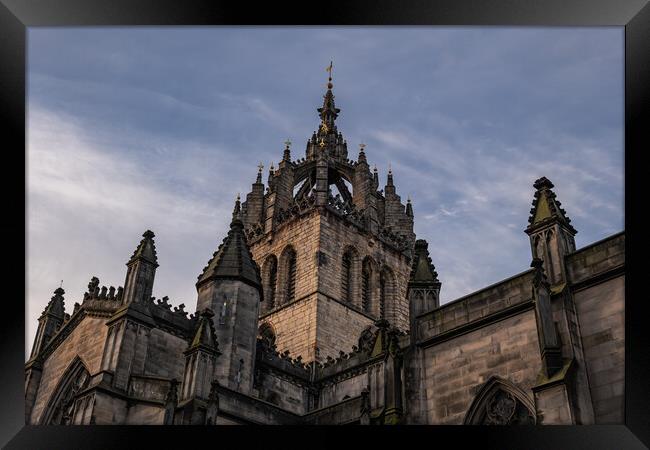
[239,79,415,363]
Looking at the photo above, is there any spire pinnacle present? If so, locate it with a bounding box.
[326,60,333,89]
[526,176,576,235]
[283,139,291,161]
[127,230,158,267]
[406,196,413,218]
[387,164,394,186]
[232,194,242,226]
[317,63,340,134]
[42,285,66,318]
[256,162,264,184]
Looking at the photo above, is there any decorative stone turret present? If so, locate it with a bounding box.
[181,309,221,401]
[29,287,66,360]
[122,230,158,305]
[525,177,577,285]
[531,258,563,378]
[196,197,262,394]
[407,239,441,338]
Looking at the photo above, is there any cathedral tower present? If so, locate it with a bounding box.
[239,68,416,362]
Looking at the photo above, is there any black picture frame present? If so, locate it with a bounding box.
[0,0,647,448]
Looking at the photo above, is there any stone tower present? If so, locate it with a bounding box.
[239,74,416,363]
[196,198,262,394]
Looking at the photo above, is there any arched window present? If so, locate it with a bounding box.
[258,322,276,348]
[41,357,90,425]
[379,267,395,321]
[286,251,296,303]
[341,247,359,304]
[279,246,297,305]
[379,271,386,319]
[464,376,536,425]
[361,257,374,314]
[262,255,278,312]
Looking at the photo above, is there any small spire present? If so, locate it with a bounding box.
[188,308,220,353]
[42,286,66,318]
[283,139,291,161]
[406,196,413,218]
[256,162,264,184]
[387,164,394,186]
[326,60,333,89]
[526,176,576,235]
[373,165,379,186]
[127,230,158,267]
[232,194,242,225]
[269,162,275,173]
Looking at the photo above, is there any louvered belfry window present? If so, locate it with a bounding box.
[286,250,297,303]
[379,271,386,319]
[268,259,277,308]
[362,260,371,313]
[341,252,352,303]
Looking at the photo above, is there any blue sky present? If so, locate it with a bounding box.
[26,27,624,354]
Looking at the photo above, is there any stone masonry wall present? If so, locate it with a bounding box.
[315,294,374,361]
[144,328,187,380]
[259,296,318,361]
[421,309,541,424]
[318,209,411,331]
[567,232,624,423]
[573,276,625,423]
[30,315,109,424]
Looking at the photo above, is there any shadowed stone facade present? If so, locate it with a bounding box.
[25,77,624,425]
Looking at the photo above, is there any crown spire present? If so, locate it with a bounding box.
[317,61,340,135]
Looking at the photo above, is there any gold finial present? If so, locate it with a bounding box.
[325,61,333,88]
[284,139,291,148]
[320,121,329,134]
[257,162,264,173]
[319,137,326,148]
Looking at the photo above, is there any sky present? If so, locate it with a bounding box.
[26,27,624,356]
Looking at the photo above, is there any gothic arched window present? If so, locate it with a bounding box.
[258,322,276,348]
[342,252,352,303]
[41,357,90,425]
[379,267,395,321]
[279,246,297,305]
[361,257,375,315]
[464,376,536,425]
[262,255,278,312]
[341,247,358,305]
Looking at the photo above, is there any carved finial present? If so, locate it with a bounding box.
[283,139,291,161]
[373,164,378,173]
[325,60,333,89]
[359,142,366,153]
[257,162,264,173]
[388,163,392,175]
